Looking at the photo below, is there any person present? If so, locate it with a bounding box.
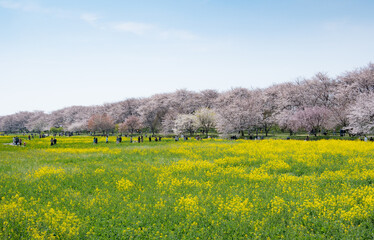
[149,136,152,142]
[53,138,57,145]
[130,137,133,143]
[106,136,109,143]
[159,136,162,141]
[51,138,54,146]
[93,137,96,144]
[370,137,374,142]
[141,135,143,142]
[305,136,309,141]
[364,135,368,142]
[28,135,31,140]
[155,137,158,142]
[138,136,141,143]
[19,138,22,146]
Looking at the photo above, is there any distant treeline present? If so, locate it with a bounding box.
[1,63,374,136]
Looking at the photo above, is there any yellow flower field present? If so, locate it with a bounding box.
[1,136,374,239]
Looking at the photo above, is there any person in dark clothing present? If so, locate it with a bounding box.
[138,136,141,143]
[51,138,54,146]
[155,137,158,142]
[159,136,162,141]
[53,138,57,145]
[149,136,152,142]
[141,135,143,142]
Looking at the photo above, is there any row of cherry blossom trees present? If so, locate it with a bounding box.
[1,63,373,136]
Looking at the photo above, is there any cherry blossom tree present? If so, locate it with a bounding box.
[276,110,300,135]
[333,63,374,128]
[197,89,219,109]
[67,121,87,133]
[347,93,374,135]
[338,63,374,100]
[137,94,169,135]
[295,106,333,136]
[106,98,141,124]
[118,116,142,136]
[258,88,280,136]
[161,111,177,135]
[26,111,49,133]
[87,113,115,134]
[194,108,216,136]
[173,114,196,136]
[169,89,200,114]
[0,111,34,133]
[215,88,260,136]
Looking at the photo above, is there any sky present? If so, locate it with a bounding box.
[1,0,374,116]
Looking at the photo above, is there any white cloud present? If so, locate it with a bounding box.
[80,13,100,25]
[110,22,200,40]
[159,30,199,40]
[0,0,20,9]
[0,1,199,40]
[0,0,43,12]
[111,22,154,35]
[0,0,69,17]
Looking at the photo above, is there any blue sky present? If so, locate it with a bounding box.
[1,0,374,115]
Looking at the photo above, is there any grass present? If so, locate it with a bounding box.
[1,136,374,239]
